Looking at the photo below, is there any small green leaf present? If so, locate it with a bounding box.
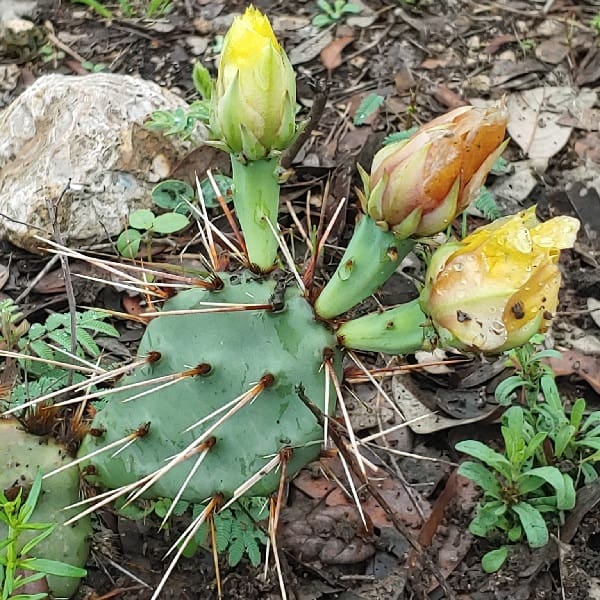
[152,212,190,234]
[312,13,333,26]
[200,174,234,208]
[540,373,562,412]
[457,461,502,498]
[495,376,526,405]
[152,180,195,214]
[383,129,416,145]
[512,502,548,548]
[455,440,512,479]
[354,93,385,126]
[192,63,212,100]
[116,229,142,258]
[129,208,155,230]
[570,398,586,430]
[481,547,508,573]
[341,2,362,13]
[554,424,576,458]
[19,557,87,578]
[72,0,113,18]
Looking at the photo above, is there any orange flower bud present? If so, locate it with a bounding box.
[359,104,509,238]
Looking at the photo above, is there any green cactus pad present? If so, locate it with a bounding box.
[79,272,340,501]
[0,420,91,599]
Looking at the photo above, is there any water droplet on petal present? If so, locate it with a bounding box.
[490,320,506,336]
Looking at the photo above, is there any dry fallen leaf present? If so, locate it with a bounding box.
[320,35,354,72]
[506,87,580,169]
[547,350,600,394]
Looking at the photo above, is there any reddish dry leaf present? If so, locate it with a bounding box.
[433,85,467,109]
[484,34,517,54]
[320,35,354,72]
[122,294,145,316]
[574,133,600,164]
[294,457,431,530]
[547,350,600,393]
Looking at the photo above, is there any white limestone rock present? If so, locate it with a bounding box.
[0,73,201,251]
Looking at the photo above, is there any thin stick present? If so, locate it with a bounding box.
[264,218,306,294]
[15,255,61,303]
[210,515,223,600]
[347,351,404,420]
[140,303,273,317]
[207,169,246,254]
[46,185,78,386]
[359,413,434,443]
[51,364,207,409]
[325,361,366,477]
[195,175,219,270]
[337,449,368,529]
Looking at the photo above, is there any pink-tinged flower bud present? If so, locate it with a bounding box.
[420,207,580,353]
[358,105,509,238]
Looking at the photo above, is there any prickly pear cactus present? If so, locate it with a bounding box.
[79,272,341,499]
[0,420,91,598]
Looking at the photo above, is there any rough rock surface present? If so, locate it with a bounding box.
[0,73,199,251]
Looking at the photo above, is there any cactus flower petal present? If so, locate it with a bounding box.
[421,207,580,353]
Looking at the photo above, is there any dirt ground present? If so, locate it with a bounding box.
[1,0,600,598]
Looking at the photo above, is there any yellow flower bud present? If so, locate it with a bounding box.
[421,207,580,352]
[359,105,509,238]
[212,6,297,160]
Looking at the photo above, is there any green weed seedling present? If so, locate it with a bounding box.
[312,0,361,27]
[457,406,576,572]
[116,208,190,259]
[146,63,212,142]
[593,13,600,33]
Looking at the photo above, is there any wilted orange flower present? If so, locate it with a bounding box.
[420,207,580,352]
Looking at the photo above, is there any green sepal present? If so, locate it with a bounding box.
[336,298,428,354]
[314,215,416,320]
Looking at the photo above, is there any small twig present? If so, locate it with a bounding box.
[281,82,328,169]
[295,385,457,600]
[46,182,78,386]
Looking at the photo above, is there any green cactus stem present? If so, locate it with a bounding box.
[79,272,341,501]
[314,214,416,320]
[231,156,281,272]
[0,420,91,599]
[337,298,430,354]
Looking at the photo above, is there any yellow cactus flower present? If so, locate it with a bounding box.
[212,6,297,160]
[421,207,580,352]
[358,104,509,238]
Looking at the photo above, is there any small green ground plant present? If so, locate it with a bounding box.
[312,0,361,26]
[0,472,87,600]
[457,341,598,571]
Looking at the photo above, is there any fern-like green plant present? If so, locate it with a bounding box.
[192,498,268,567]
